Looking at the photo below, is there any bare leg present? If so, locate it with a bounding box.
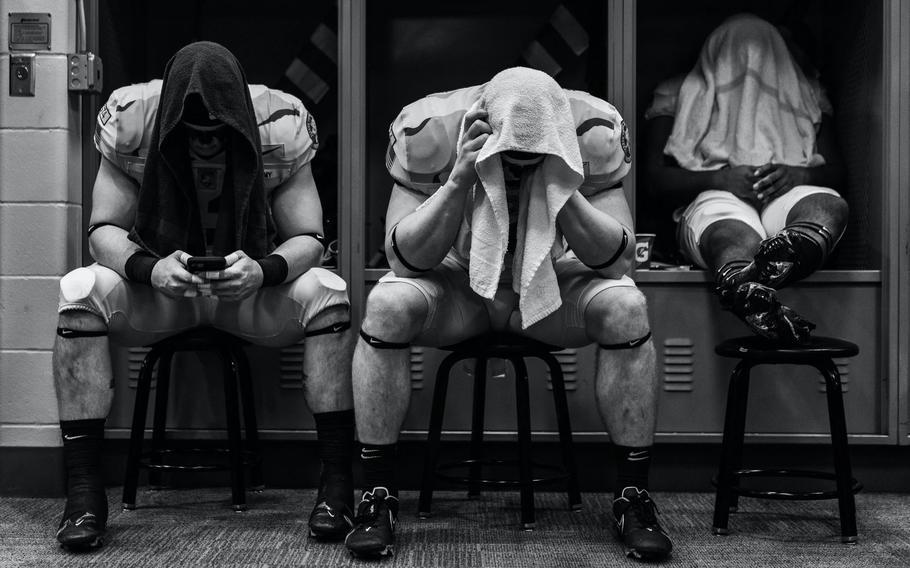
[54,312,113,421]
[352,283,428,445]
[303,305,354,413]
[586,288,657,446]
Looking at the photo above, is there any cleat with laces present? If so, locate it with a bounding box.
[728,282,815,344]
[56,511,105,551]
[613,487,672,561]
[308,499,354,540]
[344,487,398,558]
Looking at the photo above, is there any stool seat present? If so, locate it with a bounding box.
[716,336,859,361]
[420,332,581,530]
[441,333,562,355]
[121,326,262,512]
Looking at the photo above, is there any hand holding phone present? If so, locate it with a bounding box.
[186,256,227,273]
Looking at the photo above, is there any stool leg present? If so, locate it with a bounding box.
[713,361,751,534]
[468,357,488,498]
[543,353,581,511]
[235,347,264,490]
[513,357,535,530]
[122,349,160,510]
[149,351,173,489]
[222,350,247,512]
[728,362,751,513]
[819,360,858,543]
[418,353,459,518]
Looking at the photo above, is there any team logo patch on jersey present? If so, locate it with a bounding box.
[620,120,631,164]
[98,106,111,126]
[306,112,319,149]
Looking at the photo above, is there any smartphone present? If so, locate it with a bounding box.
[186,256,227,273]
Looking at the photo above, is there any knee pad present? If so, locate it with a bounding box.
[599,331,652,350]
[59,267,97,303]
[304,320,351,338]
[359,330,410,349]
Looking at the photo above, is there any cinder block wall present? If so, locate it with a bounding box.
[0,1,82,448]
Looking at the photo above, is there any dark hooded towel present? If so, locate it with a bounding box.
[129,41,276,258]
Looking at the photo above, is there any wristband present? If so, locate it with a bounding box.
[256,254,289,287]
[583,228,628,270]
[124,251,158,285]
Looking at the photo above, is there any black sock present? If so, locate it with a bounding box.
[313,409,354,508]
[360,443,398,498]
[60,419,108,525]
[613,444,652,499]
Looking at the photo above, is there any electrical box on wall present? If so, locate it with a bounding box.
[67,52,103,93]
[9,54,36,97]
[8,13,51,51]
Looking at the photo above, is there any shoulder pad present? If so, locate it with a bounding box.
[386,85,483,195]
[566,90,631,195]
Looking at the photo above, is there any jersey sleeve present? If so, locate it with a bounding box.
[386,85,482,196]
[567,90,632,196]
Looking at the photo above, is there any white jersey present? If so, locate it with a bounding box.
[94,79,318,192]
[386,84,632,197]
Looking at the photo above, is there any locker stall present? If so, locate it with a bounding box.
[631,0,894,442]
[87,1,907,446]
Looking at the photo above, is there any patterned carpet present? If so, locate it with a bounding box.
[1,489,908,567]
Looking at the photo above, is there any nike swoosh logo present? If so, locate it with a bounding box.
[63,434,89,440]
[115,100,136,112]
[333,323,347,332]
[369,337,380,344]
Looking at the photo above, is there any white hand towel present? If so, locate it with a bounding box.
[665,14,824,171]
[458,67,584,328]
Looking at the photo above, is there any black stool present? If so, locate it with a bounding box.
[712,336,862,543]
[121,327,263,512]
[418,333,582,530]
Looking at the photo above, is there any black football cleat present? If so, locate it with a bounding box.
[613,487,672,562]
[56,511,105,551]
[344,487,398,559]
[308,499,354,540]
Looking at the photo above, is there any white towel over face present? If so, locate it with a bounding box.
[459,67,584,328]
[665,13,825,171]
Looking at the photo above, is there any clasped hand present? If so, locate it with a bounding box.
[718,163,807,208]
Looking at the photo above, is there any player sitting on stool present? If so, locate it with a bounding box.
[53,42,354,550]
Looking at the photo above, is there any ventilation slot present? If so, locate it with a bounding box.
[818,358,850,394]
[127,347,152,389]
[663,338,694,392]
[410,347,425,390]
[280,343,306,389]
[546,348,578,392]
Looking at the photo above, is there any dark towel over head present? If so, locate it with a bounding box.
[129,41,276,258]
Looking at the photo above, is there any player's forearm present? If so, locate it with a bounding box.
[557,193,634,278]
[385,180,470,275]
[269,235,325,281]
[88,225,145,278]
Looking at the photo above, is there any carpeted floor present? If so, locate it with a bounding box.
[1,489,908,567]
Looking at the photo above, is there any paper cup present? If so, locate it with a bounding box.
[635,233,656,268]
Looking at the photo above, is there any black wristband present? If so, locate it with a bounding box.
[124,251,158,285]
[583,228,629,270]
[257,254,289,287]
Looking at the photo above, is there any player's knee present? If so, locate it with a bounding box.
[362,283,427,339]
[587,287,651,345]
[825,195,849,230]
